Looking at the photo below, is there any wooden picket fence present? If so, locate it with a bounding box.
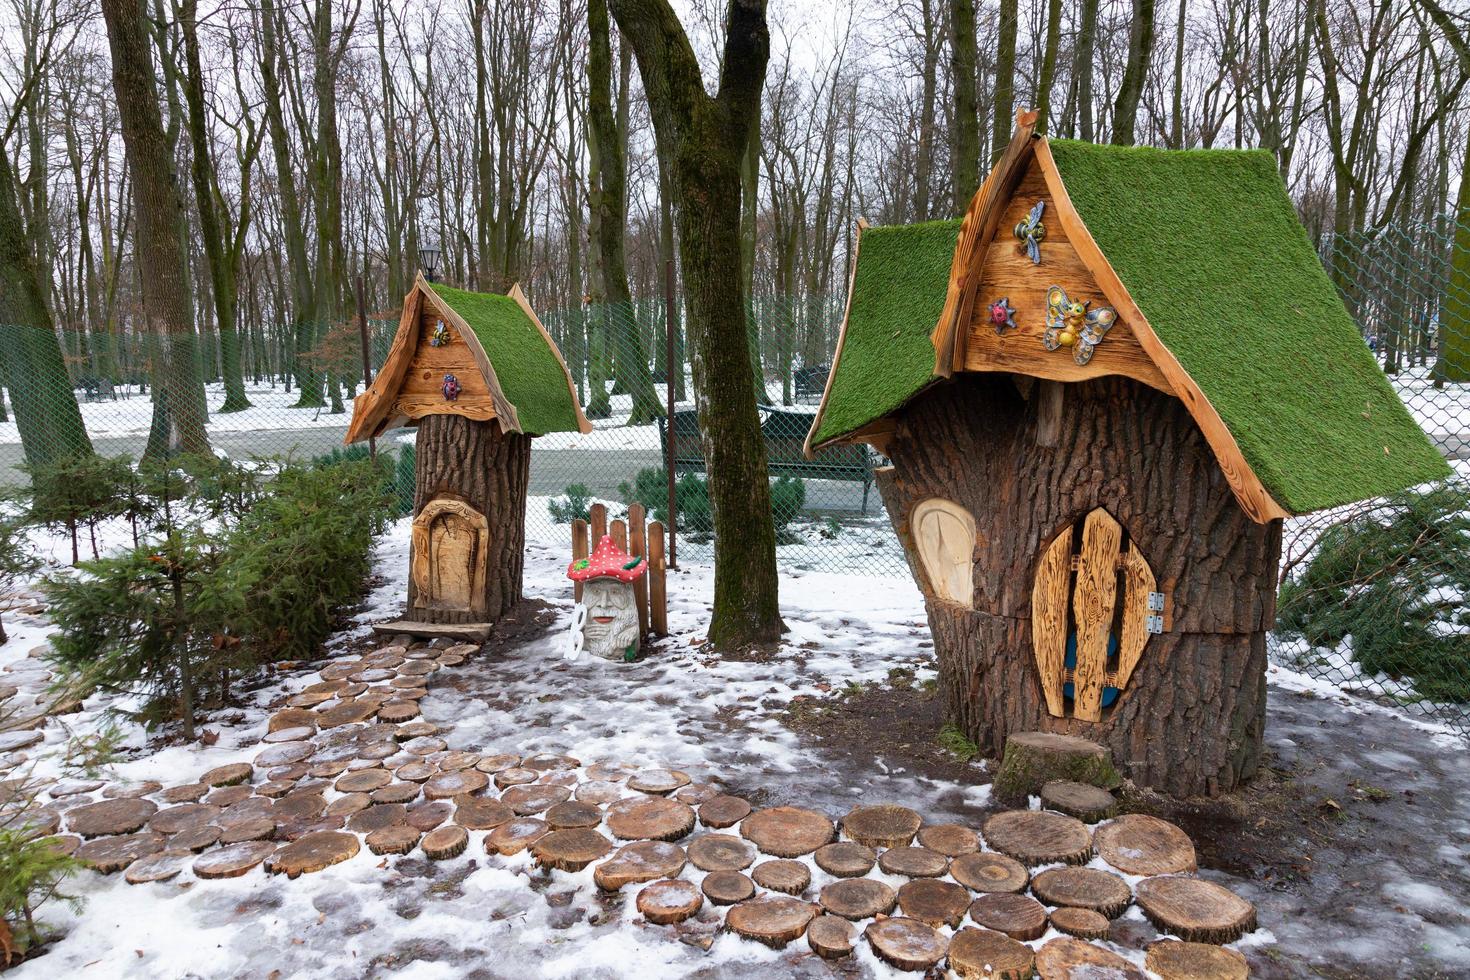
[571,502,669,639]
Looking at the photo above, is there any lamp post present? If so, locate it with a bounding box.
[418,243,441,283]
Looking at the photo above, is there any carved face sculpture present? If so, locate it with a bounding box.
[582,578,640,661]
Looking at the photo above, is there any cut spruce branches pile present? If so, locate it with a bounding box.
[3,636,1259,975]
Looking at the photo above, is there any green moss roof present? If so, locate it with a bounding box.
[809,219,960,448]
[430,283,582,435]
[1047,139,1448,512]
[812,140,1450,514]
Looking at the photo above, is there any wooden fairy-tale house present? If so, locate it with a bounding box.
[346,273,591,639]
[805,115,1450,797]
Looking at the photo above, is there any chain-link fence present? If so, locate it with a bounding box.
[2,218,1467,733]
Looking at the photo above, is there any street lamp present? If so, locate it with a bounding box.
[418,243,441,283]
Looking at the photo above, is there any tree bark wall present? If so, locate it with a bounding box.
[407,414,531,624]
[877,375,1280,797]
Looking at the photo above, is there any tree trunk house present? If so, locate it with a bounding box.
[346,273,591,640]
[806,115,1450,797]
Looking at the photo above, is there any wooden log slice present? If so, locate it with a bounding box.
[378,701,420,723]
[1050,906,1111,941]
[366,824,421,856]
[1145,940,1250,980]
[688,833,758,871]
[522,753,580,771]
[272,791,327,822]
[947,926,1036,980]
[1041,781,1119,823]
[806,914,855,959]
[317,699,379,729]
[576,780,625,806]
[49,779,104,798]
[494,768,538,788]
[161,783,209,804]
[1034,937,1145,979]
[702,870,755,906]
[983,810,1093,866]
[256,780,297,800]
[267,764,310,782]
[310,759,351,779]
[968,892,1049,941]
[841,804,921,848]
[269,708,318,732]
[318,662,359,681]
[402,736,447,756]
[164,825,221,854]
[1135,876,1257,944]
[192,839,276,879]
[1032,867,1133,919]
[532,828,613,871]
[474,753,521,774]
[993,732,1122,803]
[741,806,834,857]
[813,841,876,877]
[423,769,488,800]
[422,824,469,860]
[395,761,435,783]
[637,878,703,924]
[879,846,949,878]
[397,660,438,677]
[585,761,634,782]
[357,741,402,763]
[277,815,345,842]
[347,803,407,834]
[218,816,276,844]
[255,742,314,767]
[950,851,1030,893]
[501,784,573,815]
[371,782,421,805]
[123,851,186,884]
[406,800,454,831]
[77,832,166,873]
[1095,814,1198,876]
[724,895,819,949]
[394,721,440,741]
[455,796,514,830]
[592,840,687,890]
[673,782,720,805]
[262,726,313,744]
[148,803,219,835]
[698,795,751,829]
[864,916,949,972]
[267,830,360,878]
[334,769,391,794]
[627,768,691,795]
[605,796,696,841]
[537,771,579,788]
[208,785,256,807]
[349,668,396,683]
[916,823,980,856]
[487,817,550,856]
[897,878,970,928]
[751,858,810,895]
[819,877,897,920]
[67,798,158,838]
[288,691,335,708]
[436,751,480,772]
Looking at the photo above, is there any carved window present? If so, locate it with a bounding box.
[912,498,976,606]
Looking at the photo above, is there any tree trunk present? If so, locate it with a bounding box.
[610,0,783,650]
[950,0,979,210]
[992,0,1018,163]
[1437,101,1470,382]
[1036,0,1063,134]
[1074,0,1100,141]
[876,376,1278,797]
[101,0,210,460]
[407,415,531,624]
[1112,0,1157,145]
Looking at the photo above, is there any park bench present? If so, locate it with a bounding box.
[793,364,830,403]
[657,404,877,514]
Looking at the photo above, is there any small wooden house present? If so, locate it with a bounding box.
[346,273,590,639]
[806,115,1449,797]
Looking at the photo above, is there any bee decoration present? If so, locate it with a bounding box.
[1013,200,1046,264]
[1044,285,1117,366]
[988,297,1018,335]
[428,319,451,347]
[441,373,462,402]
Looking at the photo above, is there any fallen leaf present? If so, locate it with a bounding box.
[200,730,219,746]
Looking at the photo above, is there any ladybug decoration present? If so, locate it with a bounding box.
[441,374,462,401]
[989,297,1017,335]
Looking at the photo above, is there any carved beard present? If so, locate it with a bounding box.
[581,579,640,660]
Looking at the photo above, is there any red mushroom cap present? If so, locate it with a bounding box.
[567,533,647,583]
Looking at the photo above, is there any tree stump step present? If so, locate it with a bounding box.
[805,914,855,959]
[688,833,758,871]
[371,782,421,805]
[423,770,488,800]
[724,895,819,948]
[544,800,602,830]
[897,878,970,928]
[751,858,809,895]
[474,753,521,774]
[218,816,276,844]
[77,832,166,874]
[983,809,1093,866]
[500,784,572,815]
[946,926,1035,980]
[592,840,686,890]
[1050,906,1112,940]
[1145,940,1250,979]
[864,916,948,972]
[698,794,751,829]
[254,742,314,767]
[1034,937,1145,978]
[627,769,691,795]
[636,878,703,924]
[335,769,391,794]
[878,845,949,878]
[406,800,454,831]
[67,798,158,838]
[123,852,187,884]
[949,851,1029,893]
[1135,876,1257,944]
[741,806,834,857]
[487,817,550,856]
[992,732,1122,804]
[813,841,876,878]
[841,804,921,848]
[366,824,422,856]
[968,891,1049,941]
[347,803,407,834]
[701,870,755,906]
[1032,866,1133,919]
[147,803,219,835]
[192,839,276,879]
[422,824,469,859]
[267,830,360,877]
[163,825,221,854]
[819,877,897,920]
[532,828,612,871]
[1095,814,1197,876]
[575,781,625,806]
[1041,780,1119,823]
[916,823,980,856]
[605,796,696,841]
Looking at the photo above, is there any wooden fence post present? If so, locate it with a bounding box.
[590,503,608,552]
[648,521,668,636]
[571,518,588,603]
[629,504,650,640]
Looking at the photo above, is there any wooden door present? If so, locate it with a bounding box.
[912,498,976,605]
[411,498,491,616]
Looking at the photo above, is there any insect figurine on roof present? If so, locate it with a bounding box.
[1014,200,1046,264]
[1043,285,1116,365]
[428,319,451,347]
